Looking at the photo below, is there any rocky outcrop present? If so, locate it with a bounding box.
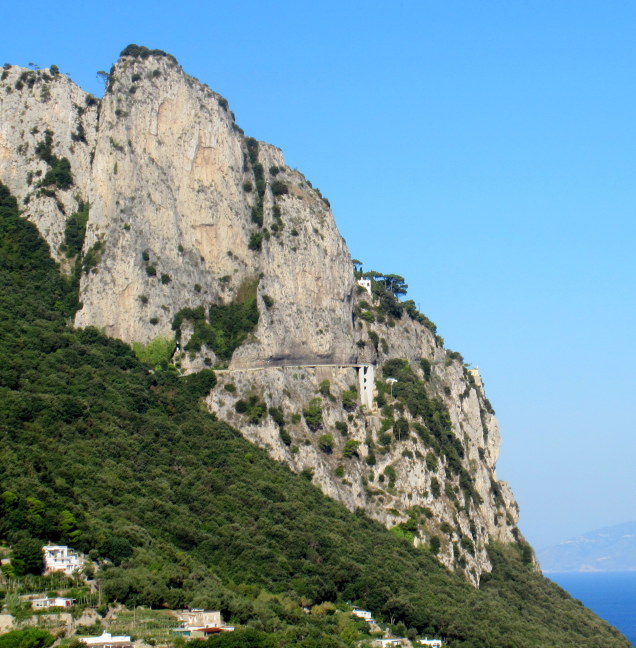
[0,64,97,264]
[206,305,521,585]
[0,48,526,585]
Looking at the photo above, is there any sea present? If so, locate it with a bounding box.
[547,571,636,646]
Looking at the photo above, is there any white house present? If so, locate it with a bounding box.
[42,545,83,575]
[357,278,372,296]
[31,597,74,609]
[173,610,235,638]
[77,633,132,648]
[419,640,442,648]
[373,639,404,648]
[351,606,374,622]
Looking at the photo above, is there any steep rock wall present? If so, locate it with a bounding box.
[0,64,96,262]
[0,51,525,586]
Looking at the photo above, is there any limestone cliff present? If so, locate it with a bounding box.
[0,48,525,585]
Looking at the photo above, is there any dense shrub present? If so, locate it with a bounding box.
[318,434,334,453]
[235,396,267,424]
[248,231,263,251]
[61,202,89,257]
[172,278,259,361]
[0,629,54,648]
[342,387,357,411]
[119,44,178,64]
[35,130,73,190]
[343,440,360,458]
[271,181,289,196]
[132,336,175,369]
[303,398,323,431]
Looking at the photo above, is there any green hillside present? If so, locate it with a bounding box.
[0,182,629,647]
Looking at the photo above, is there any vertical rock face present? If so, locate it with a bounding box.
[0,49,526,585]
[0,64,97,262]
[75,53,355,360]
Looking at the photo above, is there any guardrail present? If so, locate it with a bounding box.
[217,355,375,371]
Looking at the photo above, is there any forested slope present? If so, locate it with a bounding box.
[0,183,629,647]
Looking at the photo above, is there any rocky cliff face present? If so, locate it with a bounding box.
[0,49,525,585]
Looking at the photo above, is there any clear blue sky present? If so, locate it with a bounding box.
[5,0,636,550]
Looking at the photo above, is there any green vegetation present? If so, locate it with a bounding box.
[248,230,263,251]
[119,44,178,65]
[270,181,289,196]
[341,386,357,411]
[303,398,323,431]
[0,629,54,648]
[318,434,334,453]
[0,182,629,648]
[10,537,44,576]
[379,358,480,504]
[82,240,104,274]
[60,202,89,257]
[334,421,348,436]
[34,130,73,191]
[235,395,267,425]
[342,440,360,458]
[172,278,259,362]
[132,336,176,370]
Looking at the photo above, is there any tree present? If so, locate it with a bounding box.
[0,629,54,648]
[96,71,110,87]
[393,417,409,441]
[11,537,44,576]
[384,274,408,296]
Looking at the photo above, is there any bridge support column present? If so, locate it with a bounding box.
[357,364,375,410]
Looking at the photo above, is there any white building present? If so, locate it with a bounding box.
[373,639,403,648]
[351,606,374,622]
[419,640,442,648]
[357,278,372,296]
[32,597,74,609]
[77,633,131,648]
[173,610,234,638]
[43,545,83,575]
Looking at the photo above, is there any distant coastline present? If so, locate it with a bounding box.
[538,520,636,573]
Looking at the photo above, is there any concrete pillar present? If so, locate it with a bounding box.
[357,364,375,410]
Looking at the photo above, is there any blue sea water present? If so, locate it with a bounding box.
[547,571,636,646]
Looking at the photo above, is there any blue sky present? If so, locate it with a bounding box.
[5,0,636,550]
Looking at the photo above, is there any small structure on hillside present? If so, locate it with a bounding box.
[357,278,372,296]
[31,596,74,609]
[42,545,83,575]
[373,639,404,648]
[77,633,132,648]
[351,606,374,623]
[467,367,482,390]
[173,610,235,639]
[419,639,442,648]
[356,364,375,410]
